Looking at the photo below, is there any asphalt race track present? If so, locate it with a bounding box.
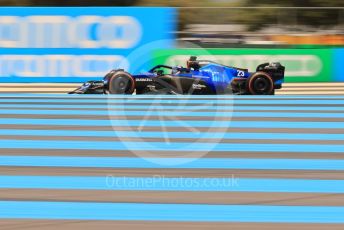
[0,84,344,229]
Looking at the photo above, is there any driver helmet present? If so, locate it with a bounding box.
[172,66,182,75]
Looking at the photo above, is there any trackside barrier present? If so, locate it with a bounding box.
[0,7,342,83]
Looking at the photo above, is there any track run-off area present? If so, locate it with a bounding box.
[1,90,344,229]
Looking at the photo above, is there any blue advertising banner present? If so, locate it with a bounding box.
[334,48,344,82]
[0,7,175,82]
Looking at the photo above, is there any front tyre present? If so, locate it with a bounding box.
[107,71,135,94]
[247,72,274,95]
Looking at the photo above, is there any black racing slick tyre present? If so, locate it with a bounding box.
[247,72,274,95]
[108,71,135,94]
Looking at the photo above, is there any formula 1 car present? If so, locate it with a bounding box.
[69,56,285,95]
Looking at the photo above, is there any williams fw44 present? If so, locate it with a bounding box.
[69,56,285,95]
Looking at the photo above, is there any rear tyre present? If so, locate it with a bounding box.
[108,71,135,94]
[247,72,274,95]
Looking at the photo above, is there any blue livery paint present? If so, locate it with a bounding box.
[135,62,263,93]
[71,57,285,95]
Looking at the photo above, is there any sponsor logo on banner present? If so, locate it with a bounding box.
[0,16,141,48]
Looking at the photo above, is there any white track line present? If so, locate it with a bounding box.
[1,83,344,87]
[283,83,344,87]
[0,88,76,92]
[0,83,80,87]
[276,91,344,95]
[279,88,344,91]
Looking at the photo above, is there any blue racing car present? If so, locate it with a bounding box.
[69,56,285,95]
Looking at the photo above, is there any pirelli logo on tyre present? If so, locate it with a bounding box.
[135,78,153,82]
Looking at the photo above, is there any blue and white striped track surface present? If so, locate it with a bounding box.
[1,93,344,229]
